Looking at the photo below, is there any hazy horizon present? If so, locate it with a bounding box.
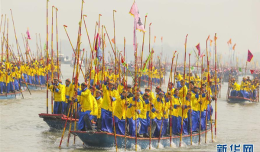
[0,0,259,68]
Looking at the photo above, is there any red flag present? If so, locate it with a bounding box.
[196,43,200,56]
[247,50,253,62]
[250,70,255,74]
[111,38,115,44]
[227,39,232,45]
[233,43,236,50]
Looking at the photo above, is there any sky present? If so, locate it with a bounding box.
[0,0,259,67]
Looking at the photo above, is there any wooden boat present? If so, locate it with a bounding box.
[228,96,253,103]
[71,125,212,150]
[22,82,46,90]
[39,113,78,130]
[0,91,23,99]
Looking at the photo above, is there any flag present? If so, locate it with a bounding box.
[233,43,236,51]
[196,43,200,56]
[247,50,253,62]
[26,28,31,40]
[227,39,232,45]
[142,50,154,72]
[111,38,115,44]
[94,33,100,51]
[250,70,255,74]
[239,67,242,72]
[129,1,145,32]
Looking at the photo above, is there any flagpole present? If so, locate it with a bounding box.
[140,15,147,87]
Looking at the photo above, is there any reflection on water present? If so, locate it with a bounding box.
[0,64,259,152]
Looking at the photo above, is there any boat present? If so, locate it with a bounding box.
[39,113,77,130]
[228,96,254,103]
[0,91,23,99]
[22,82,46,90]
[71,125,213,150]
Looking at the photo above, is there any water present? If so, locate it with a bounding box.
[1,64,260,152]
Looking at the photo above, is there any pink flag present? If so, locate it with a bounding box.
[26,28,31,40]
[129,2,145,32]
[196,43,200,56]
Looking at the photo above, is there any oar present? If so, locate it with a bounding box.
[59,101,73,149]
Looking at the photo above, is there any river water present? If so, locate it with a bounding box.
[1,64,259,152]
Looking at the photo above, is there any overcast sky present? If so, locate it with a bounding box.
[1,0,259,66]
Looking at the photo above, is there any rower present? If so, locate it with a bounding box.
[95,90,103,131]
[114,89,128,135]
[126,91,142,137]
[76,82,97,131]
[139,92,150,137]
[101,80,119,133]
[48,77,65,114]
[65,79,72,115]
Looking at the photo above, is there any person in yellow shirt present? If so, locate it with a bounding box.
[182,92,191,134]
[101,81,119,133]
[114,90,128,135]
[96,90,103,132]
[170,89,181,135]
[48,77,65,114]
[126,91,143,137]
[151,91,167,137]
[191,86,200,132]
[139,92,150,137]
[75,82,97,131]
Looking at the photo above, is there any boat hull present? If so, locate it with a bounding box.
[0,92,22,99]
[71,125,212,150]
[39,113,77,130]
[22,83,46,90]
[228,96,252,103]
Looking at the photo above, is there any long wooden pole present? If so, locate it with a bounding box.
[214,33,217,137]
[199,55,204,144]
[180,34,188,147]
[10,9,23,62]
[46,0,49,114]
[139,15,147,87]
[55,7,59,79]
[205,35,210,143]
[51,6,54,114]
[1,15,6,64]
[189,53,192,145]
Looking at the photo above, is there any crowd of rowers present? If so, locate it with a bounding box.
[0,59,57,94]
[48,70,220,138]
[229,76,259,100]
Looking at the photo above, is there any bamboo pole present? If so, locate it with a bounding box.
[180,34,188,147]
[55,7,59,79]
[189,53,192,145]
[51,6,54,114]
[214,33,217,137]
